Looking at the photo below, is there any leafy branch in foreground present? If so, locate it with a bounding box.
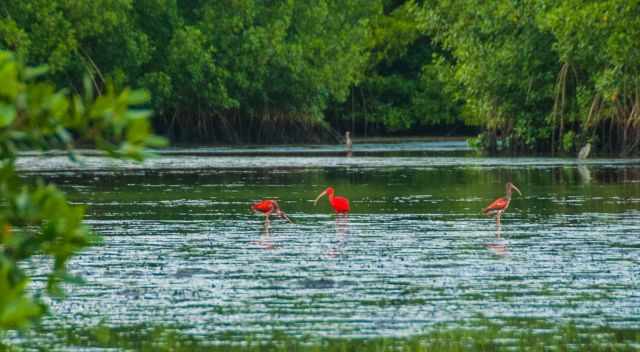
[0,49,165,330]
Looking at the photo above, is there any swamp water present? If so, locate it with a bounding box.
[8,141,640,349]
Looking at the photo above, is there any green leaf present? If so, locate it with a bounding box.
[24,65,49,80]
[0,44,167,332]
[0,60,18,98]
[56,127,72,145]
[125,109,152,120]
[0,103,17,127]
[125,90,150,105]
[146,135,169,148]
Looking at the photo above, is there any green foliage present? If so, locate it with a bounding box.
[417,0,559,152]
[0,50,164,330]
[538,0,640,155]
[2,0,639,152]
[1,0,379,143]
[0,0,148,80]
[416,0,640,154]
[562,131,576,152]
[330,1,462,135]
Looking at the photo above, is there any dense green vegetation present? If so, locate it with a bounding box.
[419,0,640,155]
[0,51,162,330]
[1,1,638,150]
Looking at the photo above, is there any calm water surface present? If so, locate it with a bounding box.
[14,141,640,344]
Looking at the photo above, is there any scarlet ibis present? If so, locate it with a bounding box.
[483,182,522,226]
[314,187,350,213]
[250,199,293,224]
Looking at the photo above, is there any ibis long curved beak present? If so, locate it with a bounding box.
[511,184,522,196]
[313,190,327,206]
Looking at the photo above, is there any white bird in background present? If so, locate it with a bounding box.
[578,143,591,160]
[345,131,352,150]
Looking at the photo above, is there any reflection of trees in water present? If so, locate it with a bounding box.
[474,164,640,186]
[551,165,640,184]
[593,166,640,184]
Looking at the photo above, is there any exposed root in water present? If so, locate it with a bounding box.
[155,108,338,144]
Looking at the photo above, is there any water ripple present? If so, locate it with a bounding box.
[15,150,640,341]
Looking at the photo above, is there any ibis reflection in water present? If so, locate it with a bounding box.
[485,239,509,256]
[251,220,274,250]
[326,214,350,258]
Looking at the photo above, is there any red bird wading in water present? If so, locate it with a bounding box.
[250,199,293,224]
[483,182,522,227]
[314,187,350,214]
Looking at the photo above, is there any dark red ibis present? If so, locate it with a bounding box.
[483,182,522,227]
[250,199,293,224]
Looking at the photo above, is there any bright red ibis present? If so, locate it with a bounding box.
[314,187,350,213]
[250,199,293,224]
[483,182,522,226]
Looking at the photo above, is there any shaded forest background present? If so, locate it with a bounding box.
[1,0,639,155]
